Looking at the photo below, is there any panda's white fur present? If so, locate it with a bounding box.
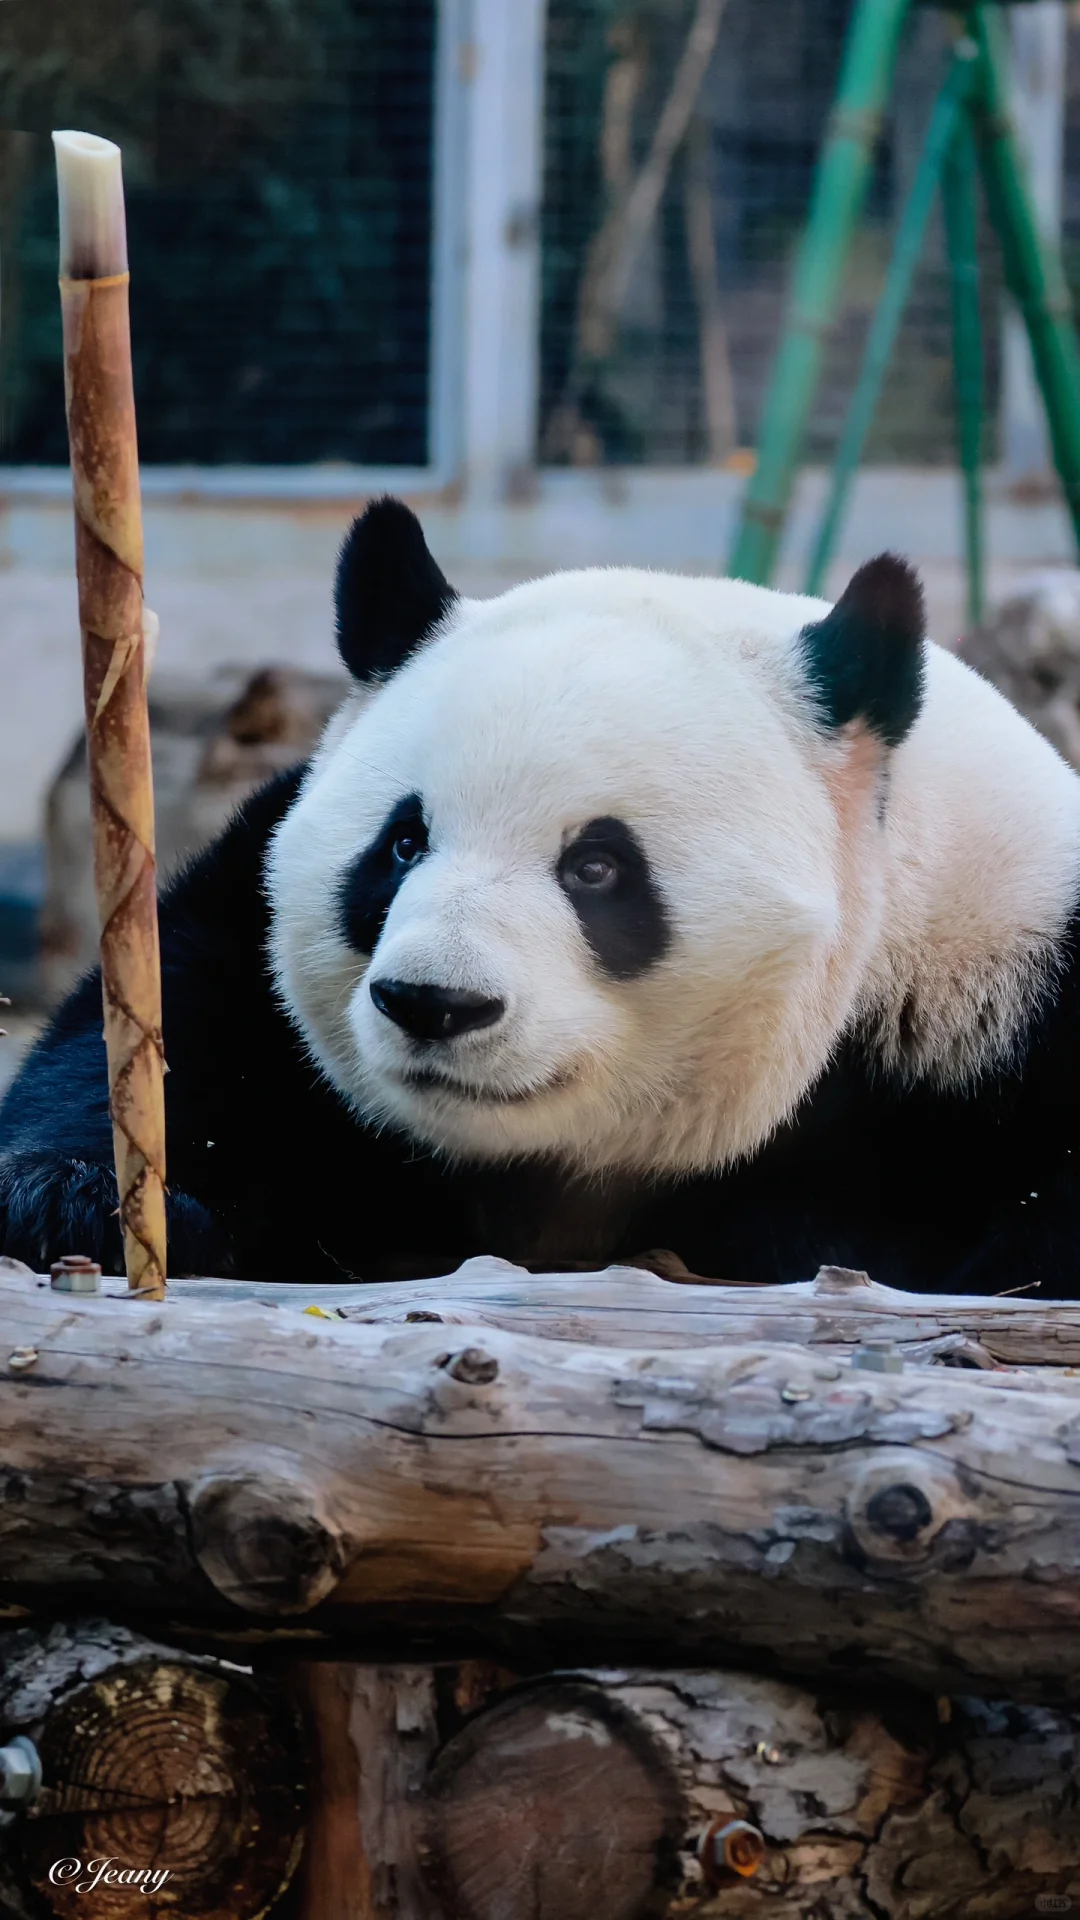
[266,566,1080,1178]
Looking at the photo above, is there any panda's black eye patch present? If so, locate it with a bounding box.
[338,792,428,954]
[557,817,670,981]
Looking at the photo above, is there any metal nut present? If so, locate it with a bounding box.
[7,1348,38,1374]
[852,1341,904,1374]
[50,1254,102,1295]
[700,1816,765,1883]
[0,1736,42,1804]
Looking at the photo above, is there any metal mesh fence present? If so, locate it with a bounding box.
[539,0,1024,469]
[4,1,1080,476]
[0,0,436,466]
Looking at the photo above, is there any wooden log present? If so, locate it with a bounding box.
[5,1268,1080,1696]
[282,1662,1080,1919]
[167,1255,1080,1371]
[20,1251,1080,1371]
[0,1619,305,1919]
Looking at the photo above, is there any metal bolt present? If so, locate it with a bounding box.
[700,1816,765,1883]
[448,1347,499,1385]
[0,1736,42,1804]
[50,1254,101,1295]
[852,1341,904,1374]
[7,1348,38,1374]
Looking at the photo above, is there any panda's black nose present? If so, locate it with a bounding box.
[370,978,506,1042]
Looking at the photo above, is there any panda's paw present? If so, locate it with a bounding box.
[0,1151,225,1277]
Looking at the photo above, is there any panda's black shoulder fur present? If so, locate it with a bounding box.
[639,914,1080,1297]
[6,766,1080,1292]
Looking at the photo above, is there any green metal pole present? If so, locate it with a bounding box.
[969,2,1080,558]
[804,48,974,599]
[728,0,910,585]
[941,105,985,629]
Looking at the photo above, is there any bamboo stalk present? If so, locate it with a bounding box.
[53,130,166,1297]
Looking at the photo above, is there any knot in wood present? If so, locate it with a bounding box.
[847,1459,967,1566]
[865,1481,934,1542]
[189,1472,347,1614]
[447,1347,499,1385]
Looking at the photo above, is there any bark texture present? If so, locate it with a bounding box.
[5,1266,1080,1695]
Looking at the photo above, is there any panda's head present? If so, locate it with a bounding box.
[267,499,925,1173]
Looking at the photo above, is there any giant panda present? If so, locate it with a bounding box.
[3,496,1080,1293]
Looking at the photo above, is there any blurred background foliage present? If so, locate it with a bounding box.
[0,0,436,463]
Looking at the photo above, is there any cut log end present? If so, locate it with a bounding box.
[5,1643,305,1920]
[420,1680,686,1920]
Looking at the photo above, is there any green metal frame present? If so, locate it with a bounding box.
[969,3,1080,551]
[727,0,910,585]
[729,0,1080,610]
[941,106,985,625]
[804,44,976,598]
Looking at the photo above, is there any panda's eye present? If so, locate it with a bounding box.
[561,851,619,893]
[392,825,426,866]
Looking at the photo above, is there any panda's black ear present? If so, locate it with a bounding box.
[799,553,925,748]
[334,497,457,682]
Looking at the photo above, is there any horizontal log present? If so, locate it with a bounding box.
[14,1250,1080,1367]
[0,1620,305,1920]
[169,1256,1080,1369]
[5,1267,1080,1696]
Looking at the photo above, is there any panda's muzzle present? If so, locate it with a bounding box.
[369,977,506,1043]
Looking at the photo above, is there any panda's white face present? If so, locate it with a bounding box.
[267,566,894,1174]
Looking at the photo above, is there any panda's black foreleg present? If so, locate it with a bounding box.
[0,1150,227,1278]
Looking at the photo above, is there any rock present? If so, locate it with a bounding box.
[959,569,1080,771]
